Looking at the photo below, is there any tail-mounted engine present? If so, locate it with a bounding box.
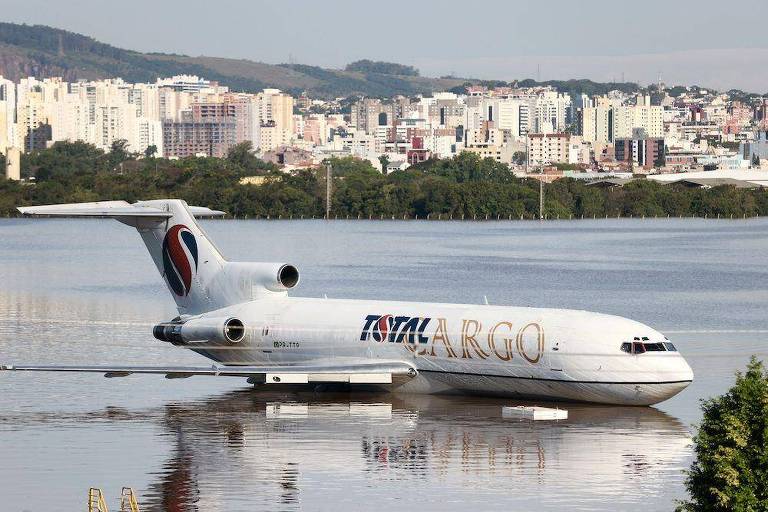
[153,317,246,346]
[213,262,300,301]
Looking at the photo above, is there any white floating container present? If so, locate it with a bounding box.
[502,406,568,421]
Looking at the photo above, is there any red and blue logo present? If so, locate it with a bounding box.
[162,224,198,297]
[360,314,431,344]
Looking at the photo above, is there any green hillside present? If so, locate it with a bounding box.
[0,22,641,99]
[0,22,465,97]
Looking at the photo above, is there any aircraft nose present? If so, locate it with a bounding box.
[675,354,694,384]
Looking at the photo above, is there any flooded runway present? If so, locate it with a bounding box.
[1,218,766,511]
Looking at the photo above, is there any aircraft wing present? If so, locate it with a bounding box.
[0,361,417,384]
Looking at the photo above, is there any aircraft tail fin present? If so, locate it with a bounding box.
[18,200,230,315]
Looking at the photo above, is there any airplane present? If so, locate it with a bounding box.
[1,199,694,405]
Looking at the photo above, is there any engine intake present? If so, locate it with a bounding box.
[153,317,246,345]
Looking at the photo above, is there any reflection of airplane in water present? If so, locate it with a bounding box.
[5,200,693,405]
[138,390,690,511]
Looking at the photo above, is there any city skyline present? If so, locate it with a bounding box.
[3,72,767,181]
[1,0,767,92]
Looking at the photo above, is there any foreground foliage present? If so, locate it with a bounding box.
[679,358,768,511]
[2,141,767,219]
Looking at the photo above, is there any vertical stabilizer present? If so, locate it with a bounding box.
[18,199,228,315]
[133,199,227,315]
[18,199,299,315]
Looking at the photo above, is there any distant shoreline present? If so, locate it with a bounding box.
[5,213,762,221]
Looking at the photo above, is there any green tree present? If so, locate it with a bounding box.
[512,151,527,166]
[324,156,378,177]
[144,144,158,159]
[108,139,131,169]
[227,141,255,167]
[345,59,419,76]
[679,357,768,511]
[378,154,390,173]
[5,141,768,219]
[226,141,278,175]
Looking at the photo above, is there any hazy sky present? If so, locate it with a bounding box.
[2,0,767,91]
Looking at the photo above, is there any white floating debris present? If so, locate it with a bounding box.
[502,406,568,421]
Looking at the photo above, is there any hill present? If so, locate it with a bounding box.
[0,22,464,97]
[0,22,641,99]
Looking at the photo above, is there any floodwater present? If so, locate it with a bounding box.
[0,218,766,511]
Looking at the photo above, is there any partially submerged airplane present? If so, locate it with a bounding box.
[2,199,693,405]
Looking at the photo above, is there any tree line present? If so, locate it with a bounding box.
[1,141,766,219]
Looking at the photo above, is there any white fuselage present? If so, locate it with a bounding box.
[15,199,694,406]
[183,297,694,406]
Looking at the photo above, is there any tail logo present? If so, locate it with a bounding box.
[162,224,198,297]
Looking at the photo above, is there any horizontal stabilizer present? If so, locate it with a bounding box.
[17,200,225,219]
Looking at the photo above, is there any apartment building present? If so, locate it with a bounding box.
[528,133,570,166]
[614,137,665,169]
[163,103,237,158]
[581,95,662,143]
[256,89,295,150]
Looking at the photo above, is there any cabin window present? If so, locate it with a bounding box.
[663,342,677,352]
[632,342,646,354]
[643,342,666,352]
[620,342,632,353]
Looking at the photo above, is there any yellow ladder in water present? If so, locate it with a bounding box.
[120,487,141,512]
[88,488,109,512]
[87,487,141,512]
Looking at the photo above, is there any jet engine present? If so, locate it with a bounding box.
[222,262,300,296]
[244,262,300,292]
[153,317,246,345]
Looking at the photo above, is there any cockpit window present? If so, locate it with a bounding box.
[621,339,677,354]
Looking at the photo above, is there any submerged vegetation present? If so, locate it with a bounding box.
[1,141,767,219]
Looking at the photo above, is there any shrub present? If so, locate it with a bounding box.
[679,357,768,511]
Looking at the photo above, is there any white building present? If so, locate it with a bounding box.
[0,81,15,152]
[581,95,662,143]
[528,133,570,166]
[256,89,295,150]
[535,91,572,133]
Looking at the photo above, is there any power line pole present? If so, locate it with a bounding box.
[539,173,544,220]
[325,161,332,220]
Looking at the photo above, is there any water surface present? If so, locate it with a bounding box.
[0,218,766,511]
